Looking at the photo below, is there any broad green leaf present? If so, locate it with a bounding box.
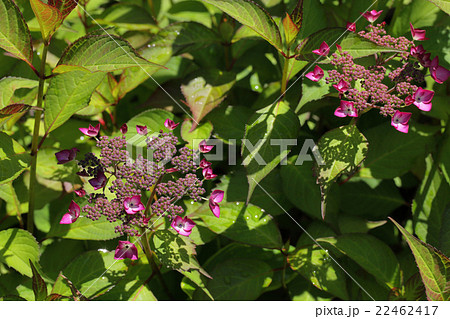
[337,214,386,234]
[197,243,295,294]
[181,70,236,130]
[362,124,435,179]
[413,156,450,257]
[0,104,35,119]
[242,102,300,203]
[0,132,31,184]
[30,0,62,42]
[390,218,450,301]
[95,4,157,31]
[295,71,331,113]
[206,105,253,144]
[426,0,450,14]
[318,234,401,288]
[0,0,33,66]
[180,119,213,149]
[391,0,442,36]
[117,22,218,97]
[290,0,304,28]
[194,202,283,249]
[53,34,164,74]
[198,258,273,300]
[0,181,22,216]
[296,28,401,62]
[202,0,283,52]
[0,229,39,277]
[152,230,210,278]
[30,261,47,301]
[44,71,105,132]
[315,125,368,219]
[36,148,78,182]
[288,275,333,301]
[51,250,127,299]
[78,73,117,116]
[282,13,299,45]
[388,273,425,301]
[288,244,349,300]
[181,269,214,300]
[339,180,404,218]
[0,77,38,109]
[214,167,291,216]
[48,216,121,241]
[281,156,340,219]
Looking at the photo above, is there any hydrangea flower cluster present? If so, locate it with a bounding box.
[55,119,224,260]
[305,11,449,133]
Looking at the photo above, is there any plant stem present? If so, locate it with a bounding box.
[27,44,48,233]
[280,50,290,96]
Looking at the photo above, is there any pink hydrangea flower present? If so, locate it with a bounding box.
[209,190,224,218]
[410,45,425,58]
[312,41,330,56]
[89,170,107,190]
[199,140,214,153]
[55,148,79,164]
[136,125,148,135]
[391,110,412,133]
[413,87,434,111]
[123,195,145,215]
[74,188,86,197]
[361,10,383,23]
[166,167,179,173]
[336,44,343,53]
[120,124,128,134]
[305,65,324,82]
[418,52,432,67]
[114,241,138,260]
[405,95,414,106]
[346,22,356,32]
[171,216,195,236]
[410,23,429,41]
[429,56,450,84]
[60,200,80,224]
[334,101,358,117]
[199,158,211,169]
[79,123,100,137]
[202,167,217,180]
[164,119,179,130]
[332,79,350,93]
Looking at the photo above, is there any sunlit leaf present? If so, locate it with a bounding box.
[0,132,31,184]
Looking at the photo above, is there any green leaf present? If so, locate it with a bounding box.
[199,258,273,300]
[0,0,33,66]
[0,181,22,216]
[126,109,176,145]
[0,132,31,184]
[288,245,349,300]
[206,105,253,144]
[362,124,435,179]
[0,228,39,277]
[290,0,304,29]
[288,275,333,301]
[339,180,404,218]
[152,230,211,279]
[194,202,283,249]
[53,34,164,74]
[48,216,121,241]
[181,70,235,130]
[318,234,401,288]
[426,0,450,14]
[30,261,47,301]
[51,250,128,299]
[180,119,213,149]
[44,71,105,132]
[296,28,402,62]
[390,218,450,301]
[202,0,283,52]
[242,101,300,203]
[315,125,368,219]
[95,4,157,31]
[0,77,38,109]
[0,104,35,119]
[117,22,218,97]
[413,155,450,257]
[295,71,331,113]
[30,0,62,42]
[391,0,442,36]
[282,13,299,45]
